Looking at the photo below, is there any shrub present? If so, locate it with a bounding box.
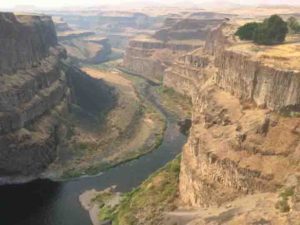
[235,15,288,45]
[253,15,288,45]
[287,16,300,34]
[235,22,259,40]
[275,198,290,213]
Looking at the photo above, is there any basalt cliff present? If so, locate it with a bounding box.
[163,21,300,224]
[123,14,229,82]
[0,13,69,183]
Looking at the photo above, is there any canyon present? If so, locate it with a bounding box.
[1,4,300,225]
[93,8,300,225]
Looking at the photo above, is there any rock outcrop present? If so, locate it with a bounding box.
[53,17,72,32]
[57,30,112,64]
[154,18,224,42]
[164,21,300,224]
[0,13,69,183]
[123,15,227,82]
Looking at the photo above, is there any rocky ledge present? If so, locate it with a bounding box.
[122,14,227,82]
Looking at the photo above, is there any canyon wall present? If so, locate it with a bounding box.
[165,22,300,111]
[164,21,300,223]
[122,16,227,82]
[0,13,70,183]
[215,49,300,111]
[57,31,112,64]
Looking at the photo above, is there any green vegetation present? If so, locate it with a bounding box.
[99,206,116,221]
[92,191,118,221]
[235,22,259,40]
[275,187,295,213]
[155,86,192,119]
[275,198,291,213]
[113,156,180,225]
[236,15,288,45]
[287,16,300,34]
[93,156,181,224]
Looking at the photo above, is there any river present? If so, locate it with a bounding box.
[0,70,187,225]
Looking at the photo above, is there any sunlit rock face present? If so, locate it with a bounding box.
[163,21,300,224]
[123,13,228,82]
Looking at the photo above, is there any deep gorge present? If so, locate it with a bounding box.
[1,6,300,225]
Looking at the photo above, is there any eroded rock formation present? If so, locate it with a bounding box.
[123,14,228,82]
[57,30,112,64]
[164,21,300,224]
[0,13,69,183]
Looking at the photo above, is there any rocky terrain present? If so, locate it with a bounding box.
[0,12,116,184]
[0,10,177,182]
[56,28,112,64]
[163,19,300,224]
[44,64,166,178]
[122,12,231,82]
[89,11,300,225]
[3,5,300,225]
[0,13,69,183]
[52,10,159,51]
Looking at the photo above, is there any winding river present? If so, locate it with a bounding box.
[0,71,187,225]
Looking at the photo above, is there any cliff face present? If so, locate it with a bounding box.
[97,12,151,31]
[53,17,72,32]
[123,16,225,82]
[0,13,69,182]
[123,38,177,81]
[164,22,300,223]
[56,11,158,50]
[57,30,112,64]
[154,18,224,42]
[0,13,58,74]
[215,49,300,111]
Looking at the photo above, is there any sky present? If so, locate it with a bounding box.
[1,0,300,9]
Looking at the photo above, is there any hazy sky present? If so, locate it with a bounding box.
[1,0,300,9]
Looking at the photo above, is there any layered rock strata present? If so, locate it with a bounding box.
[164,21,300,223]
[0,13,69,182]
[58,30,112,64]
[123,16,226,82]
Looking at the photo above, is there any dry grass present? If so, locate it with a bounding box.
[168,39,204,45]
[58,30,93,37]
[133,35,162,43]
[219,6,300,16]
[229,34,300,70]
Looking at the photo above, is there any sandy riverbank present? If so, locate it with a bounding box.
[79,189,102,225]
